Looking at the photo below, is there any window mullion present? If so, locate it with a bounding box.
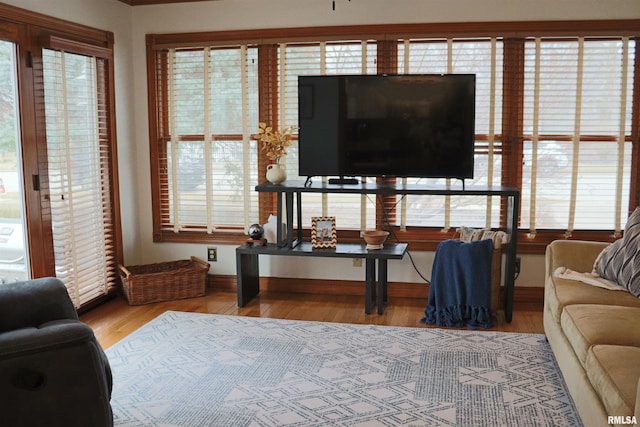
[375,39,398,231]
[502,38,525,229]
[258,44,279,224]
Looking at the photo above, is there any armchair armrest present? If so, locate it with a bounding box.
[0,320,95,359]
[545,240,609,279]
[0,277,78,333]
[0,278,113,426]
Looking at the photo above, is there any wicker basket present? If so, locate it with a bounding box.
[119,256,210,305]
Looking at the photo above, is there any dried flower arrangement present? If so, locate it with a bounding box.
[255,122,298,162]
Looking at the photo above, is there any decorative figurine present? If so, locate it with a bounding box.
[246,224,267,246]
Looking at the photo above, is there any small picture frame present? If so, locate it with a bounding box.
[311,216,337,248]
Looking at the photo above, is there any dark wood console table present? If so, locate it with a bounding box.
[236,180,520,321]
[236,241,407,314]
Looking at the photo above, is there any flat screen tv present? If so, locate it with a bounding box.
[298,74,475,183]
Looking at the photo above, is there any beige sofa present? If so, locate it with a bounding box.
[544,240,640,427]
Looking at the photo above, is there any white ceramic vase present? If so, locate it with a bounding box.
[266,162,286,184]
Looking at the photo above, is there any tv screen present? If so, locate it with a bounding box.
[298,74,475,181]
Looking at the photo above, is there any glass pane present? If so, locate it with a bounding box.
[573,141,631,229]
[0,40,29,283]
[521,140,573,229]
[168,139,259,227]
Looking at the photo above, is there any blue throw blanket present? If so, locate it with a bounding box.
[421,238,494,329]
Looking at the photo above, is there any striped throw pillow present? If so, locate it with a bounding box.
[594,207,640,298]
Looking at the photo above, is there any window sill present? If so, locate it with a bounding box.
[153,229,249,245]
[153,227,618,255]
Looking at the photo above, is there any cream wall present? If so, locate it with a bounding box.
[4,0,640,288]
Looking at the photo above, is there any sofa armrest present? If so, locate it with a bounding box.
[636,378,640,421]
[0,278,78,333]
[545,240,609,279]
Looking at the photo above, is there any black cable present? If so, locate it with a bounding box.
[304,176,313,187]
[375,193,431,285]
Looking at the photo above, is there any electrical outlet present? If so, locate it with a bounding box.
[352,258,362,267]
[207,247,217,262]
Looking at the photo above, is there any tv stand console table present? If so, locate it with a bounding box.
[235,180,520,322]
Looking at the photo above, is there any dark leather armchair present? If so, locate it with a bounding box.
[0,277,113,427]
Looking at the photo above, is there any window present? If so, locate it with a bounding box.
[147,23,640,252]
[150,45,259,238]
[521,37,634,236]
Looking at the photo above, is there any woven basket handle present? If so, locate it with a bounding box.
[118,264,132,278]
[190,256,210,271]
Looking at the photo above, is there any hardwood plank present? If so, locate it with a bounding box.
[81,289,544,350]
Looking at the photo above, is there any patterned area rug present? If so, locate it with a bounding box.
[106,311,582,426]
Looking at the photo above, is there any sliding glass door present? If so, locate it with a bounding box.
[0,40,29,283]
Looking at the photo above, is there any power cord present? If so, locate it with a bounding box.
[376,193,431,285]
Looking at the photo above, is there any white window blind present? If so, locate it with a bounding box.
[280,41,377,231]
[164,46,259,232]
[43,49,116,307]
[397,39,503,230]
[522,38,634,235]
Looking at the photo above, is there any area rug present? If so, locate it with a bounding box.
[106,311,582,427]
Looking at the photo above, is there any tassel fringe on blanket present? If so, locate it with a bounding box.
[423,304,493,329]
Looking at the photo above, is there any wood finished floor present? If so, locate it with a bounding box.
[81,289,544,350]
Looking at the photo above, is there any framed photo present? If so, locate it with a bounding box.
[311,216,337,248]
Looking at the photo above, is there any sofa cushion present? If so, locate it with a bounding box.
[546,274,640,323]
[560,304,640,367]
[586,345,640,417]
[594,207,640,297]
